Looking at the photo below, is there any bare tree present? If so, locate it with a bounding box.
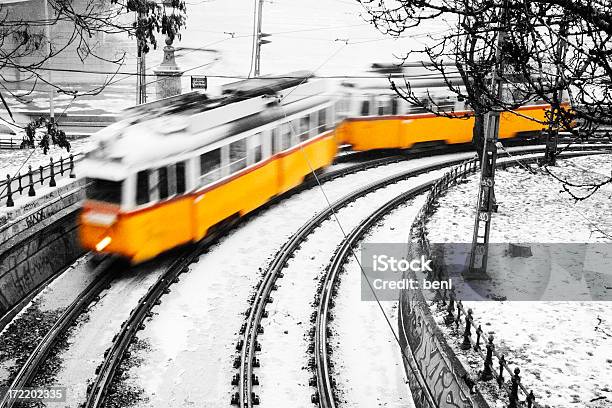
[0,0,186,152]
[360,0,612,199]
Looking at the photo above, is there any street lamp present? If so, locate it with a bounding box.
[152,0,183,99]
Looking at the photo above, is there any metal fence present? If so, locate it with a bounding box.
[409,157,540,408]
[0,138,21,150]
[1,153,84,207]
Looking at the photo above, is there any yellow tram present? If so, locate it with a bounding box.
[79,72,554,263]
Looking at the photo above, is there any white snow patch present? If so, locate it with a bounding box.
[427,154,612,408]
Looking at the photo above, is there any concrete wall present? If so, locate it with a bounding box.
[0,180,85,318]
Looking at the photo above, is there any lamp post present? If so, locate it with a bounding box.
[43,0,55,119]
[153,0,182,99]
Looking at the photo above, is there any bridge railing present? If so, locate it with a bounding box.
[1,153,85,207]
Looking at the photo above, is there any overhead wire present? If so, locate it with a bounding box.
[272,39,436,397]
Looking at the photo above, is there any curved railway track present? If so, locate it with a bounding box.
[0,146,412,407]
[0,256,126,408]
[0,144,609,408]
[311,180,435,408]
[233,145,612,408]
[231,152,512,407]
[311,148,612,408]
[82,228,234,408]
[81,147,460,408]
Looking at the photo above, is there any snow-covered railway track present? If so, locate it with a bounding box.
[233,144,612,408]
[311,180,435,408]
[80,150,435,408]
[231,155,484,408]
[82,228,234,408]
[0,256,126,408]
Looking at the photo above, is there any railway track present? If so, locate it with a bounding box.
[230,153,499,407]
[0,147,424,408]
[233,145,612,408]
[311,180,436,408]
[1,143,608,408]
[310,147,612,408]
[0,256,126,408]
[81,226,236,408]
[80,149,453,408]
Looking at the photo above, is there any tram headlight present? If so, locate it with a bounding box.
[95,236,112,252]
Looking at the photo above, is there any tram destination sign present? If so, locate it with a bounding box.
[191,75,208,90]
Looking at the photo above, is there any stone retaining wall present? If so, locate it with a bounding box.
[0,180,85,318]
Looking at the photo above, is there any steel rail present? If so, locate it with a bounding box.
[0,256,123,408]
[235,153,495,408]
[314,180,437,408]
[313,147,612,407]
[235,143,612,407]
[82,223,238,408]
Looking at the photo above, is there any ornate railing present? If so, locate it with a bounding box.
[1,153,84,207]
[409,156,540,408]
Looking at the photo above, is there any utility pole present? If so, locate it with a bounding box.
[44,0,54,120]
[543,19,568,166]
[136,12,147,105]
[254,0,271,77]
[467,1,510,278]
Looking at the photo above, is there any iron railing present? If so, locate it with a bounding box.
[1,153,84,207]
[409,156,540,408]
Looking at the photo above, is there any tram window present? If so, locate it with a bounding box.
[281,123,292,150]
[158,167,169,200]
[136,170,149,205]
[361,101,370,116]
[317,109,326,133]
[391,98,398,115]
[200,149,221,185]
[310,111,317,136]
[298,116,309,142]
[248,133,262,164]
[86,178,122,204]
[230,138,247,173]
[272,128,282,154]
[378,103,384,116]
[176,161,186,194]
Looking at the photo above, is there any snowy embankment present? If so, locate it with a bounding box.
[116,156,459,408]
[0,138,92,179]
[426,154,612,408]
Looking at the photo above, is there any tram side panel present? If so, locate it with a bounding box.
[339,105,551,151]
[126,198,193,262]
[398,114,474,146]
[192,159,279,242]
[499,105,549,138]
[337,118,402,151]
[277,132,338,194]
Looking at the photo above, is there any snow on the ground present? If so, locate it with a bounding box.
[331,199,425,408]
[0,137,92,178]
[257,176,437,407]
[121,156,457,408]
[426,154,612,408]
[429,154,612,243]
[0,255,100,385]
[46,260,171,407]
